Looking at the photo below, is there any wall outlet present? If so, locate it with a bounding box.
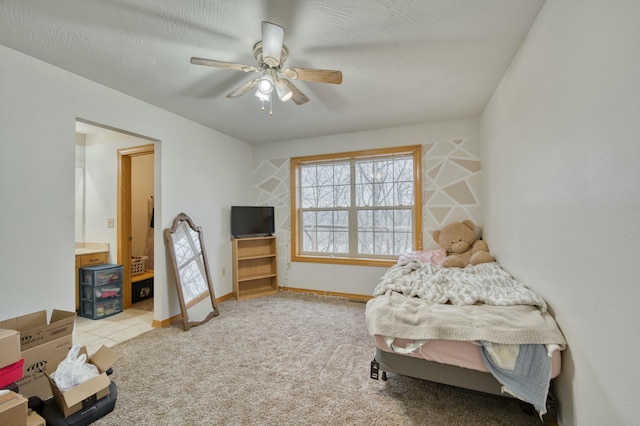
[107,218,115,228]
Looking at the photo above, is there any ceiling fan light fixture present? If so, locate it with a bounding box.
[257,75,274,94]
[255,88,270,102]
[275,79,293,102]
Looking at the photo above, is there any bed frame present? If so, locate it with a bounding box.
[370,347,558,425]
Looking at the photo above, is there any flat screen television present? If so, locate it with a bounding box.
[231,206,275,238]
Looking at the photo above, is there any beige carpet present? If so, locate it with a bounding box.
[94,292,542,425]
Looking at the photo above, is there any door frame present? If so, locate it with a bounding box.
[117,144,155,309]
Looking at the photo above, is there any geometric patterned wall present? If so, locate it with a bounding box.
[253,158,292,285]
[252,136,484,281]
[422,136,483,249]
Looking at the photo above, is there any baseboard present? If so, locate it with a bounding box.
[216,292,235,303]
[279,286,372,303]
[151,314,180,328]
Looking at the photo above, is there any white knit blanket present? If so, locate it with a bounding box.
[373,261,548,311]
[366,290,566,345]
[368,261,566,345]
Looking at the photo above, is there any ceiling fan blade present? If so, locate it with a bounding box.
[283,67,343,84]
[190,57,258,73]
[226,79,259,99]
[261,21,284,66]
[283,79,309,105]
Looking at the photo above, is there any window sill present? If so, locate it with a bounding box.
[291,254,395,268]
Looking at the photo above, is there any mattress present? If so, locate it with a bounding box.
[374,335,561,379]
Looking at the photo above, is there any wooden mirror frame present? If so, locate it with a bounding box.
[164,212,219,330]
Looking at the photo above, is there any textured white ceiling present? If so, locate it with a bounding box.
[0,0,544,144]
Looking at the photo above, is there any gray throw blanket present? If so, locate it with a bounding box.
[480,342,551,417]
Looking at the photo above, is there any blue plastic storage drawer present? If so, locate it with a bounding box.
[80,264,123,286]
[81,282,123,302]
[81,297,122,320]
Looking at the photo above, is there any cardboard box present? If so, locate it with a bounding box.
[0,329,21,368]
[19,335,73,399]
[0,309,76,400]
[47,345,120,418]
[0,309,76,351]
[26,411,46,426]
[0,390,28,426]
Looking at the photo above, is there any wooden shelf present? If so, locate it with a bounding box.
[132,270,154,283]
[232,236,278,301]
[237,272,277,282]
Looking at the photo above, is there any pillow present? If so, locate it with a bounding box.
[398,248,446,265]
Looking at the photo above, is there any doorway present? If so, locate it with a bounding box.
[75,119,157,313]
[117,144,155,310]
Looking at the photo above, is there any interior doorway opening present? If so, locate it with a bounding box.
[75,118,157,316]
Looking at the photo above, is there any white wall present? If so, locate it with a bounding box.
[253,118,481,296]
[0,44,253,323]
[481,0,640,424]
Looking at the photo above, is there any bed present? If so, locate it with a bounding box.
[365,254,566,421]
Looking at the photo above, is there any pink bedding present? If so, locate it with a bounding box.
[374,335,561,379]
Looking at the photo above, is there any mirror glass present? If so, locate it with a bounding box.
[165,213,219,330]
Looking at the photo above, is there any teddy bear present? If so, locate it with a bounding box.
[432,219,495,268]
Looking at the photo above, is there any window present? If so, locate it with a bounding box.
[290,145,422,266]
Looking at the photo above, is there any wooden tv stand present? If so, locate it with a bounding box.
[232,236,278,301]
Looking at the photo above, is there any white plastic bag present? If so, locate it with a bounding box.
[51,345,100,391]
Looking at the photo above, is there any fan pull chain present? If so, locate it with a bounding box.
[261,100,265,111]
[269,97,273,115]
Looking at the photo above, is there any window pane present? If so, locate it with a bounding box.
[334,163,350,185]
[374,210,393,231]
[317,185,333,207]
[374,182,394,206]
[334,184,350,207]
[396,181,413,206]
[375,232,394,255]
[300,187,317,208]
[355,160,373,184]
[316,164,334,185]
[358,231,374,255]
[316,231,333,252]
[301,211,316,251]
[394,232,412,254]
[301,210,349,254]
[355,183,373,206]
[394,209,412,232]
[357,209,373,230]
[394,157,413,182]
[300,164,316,187]
[374,159,393,183]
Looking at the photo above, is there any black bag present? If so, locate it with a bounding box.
[39,380,118,426]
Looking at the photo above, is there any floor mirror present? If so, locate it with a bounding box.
[164,212,219,330]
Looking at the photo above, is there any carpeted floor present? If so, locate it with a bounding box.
[94,292,542,425]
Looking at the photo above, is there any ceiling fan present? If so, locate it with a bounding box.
[190,21,342,113]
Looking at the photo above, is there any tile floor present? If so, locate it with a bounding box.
[75,305,154,355]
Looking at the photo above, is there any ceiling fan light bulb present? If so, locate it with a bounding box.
[257,77,273,94]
